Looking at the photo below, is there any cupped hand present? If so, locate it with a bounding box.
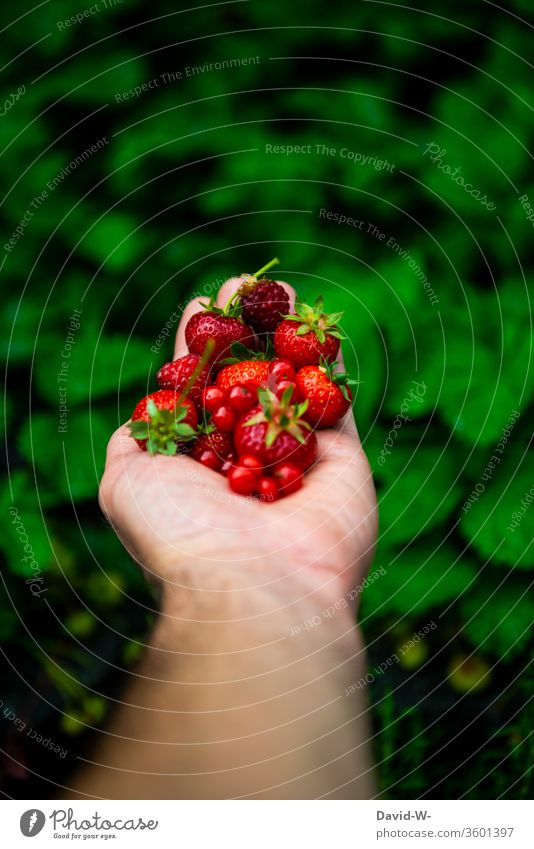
[99,279,378,611]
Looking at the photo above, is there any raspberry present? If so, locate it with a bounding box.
[241,280,290,336]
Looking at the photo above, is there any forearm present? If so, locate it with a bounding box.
[69,572,375,799]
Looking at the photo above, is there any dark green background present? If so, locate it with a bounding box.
[1,0,532,798]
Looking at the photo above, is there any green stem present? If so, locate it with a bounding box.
[223,258,281,312]
[253,257,280,278]
[178,339,215,401]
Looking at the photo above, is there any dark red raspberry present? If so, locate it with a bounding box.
[240,280,290,336]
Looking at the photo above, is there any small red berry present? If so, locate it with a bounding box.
[228,465,257,496]
[238,454,263,476]
[202,385,226,413]
[212,405,237,432]
[274,462,303,496]
[275,379,300,402]
[196,448,222,471]
[220,454,237,476]
[269,359,295,383]
[257,476,279,502]
[227,384,256,414]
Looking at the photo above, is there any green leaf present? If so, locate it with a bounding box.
[376,441,464,545]
[296,324,310,335]
[460,437,534,569]
[35,330,155,406]
[0,471,54,576]
[360,540,477,621]
[17,410,110,502]
[434,283,534,447]
[460,574,534,660]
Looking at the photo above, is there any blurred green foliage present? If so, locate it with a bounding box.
[0,0,532,798]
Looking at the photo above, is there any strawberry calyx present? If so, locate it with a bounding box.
[283,296,345,344]
[218,339,273,366]
[198,292,243,320]
[244,386,311,447]
[317,358,359,402]
[129,400,198,455]
[129,340,214,454]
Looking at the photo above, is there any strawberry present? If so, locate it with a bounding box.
[296,361,355,428]
[185,295,253,364]
[157,354,210,408]
[216,360,270,393]
[234,387,317,472]
[129,390,198,453]
[190,429,234,470]
[274,296,344,368]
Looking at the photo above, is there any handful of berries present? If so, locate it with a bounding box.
[128,259,356,502]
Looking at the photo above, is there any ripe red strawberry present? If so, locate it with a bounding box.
[190,429,234,469]
[234,387,317,472]
[185,310,253,365]
[216,360,270,393]
[157,354,210,407]
[129,390,198,453]
[296,362,355,428]
[274,296,344,369]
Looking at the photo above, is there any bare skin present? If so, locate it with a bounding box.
[68,278,378,799]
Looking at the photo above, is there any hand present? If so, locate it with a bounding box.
[99,279,378,613]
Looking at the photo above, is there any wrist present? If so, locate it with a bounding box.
[152,565,358,657]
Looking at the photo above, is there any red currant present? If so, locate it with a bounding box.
[196,448,222,471]
[220,453,237,476]
[227,384,256,414]
[228,466,257,496]
[270,359,295,383]
[275,379,300,402]
[238,454,263,476]
[212,405,237,432]
[257,476,279,502]
[274,462,303,496]
[202,385,225,413]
